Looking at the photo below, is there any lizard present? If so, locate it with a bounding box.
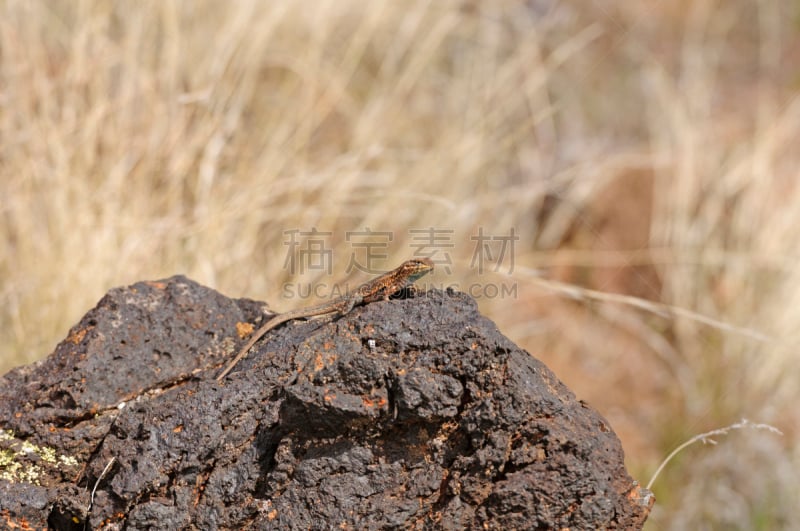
[216,257,434,381]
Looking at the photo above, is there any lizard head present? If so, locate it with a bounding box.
[401,257,435,282]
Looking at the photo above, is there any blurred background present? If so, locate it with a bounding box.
[1,1,797,528]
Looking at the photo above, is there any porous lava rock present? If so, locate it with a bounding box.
[0,275,653,530]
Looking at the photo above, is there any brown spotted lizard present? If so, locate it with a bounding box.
[216,257,434,380]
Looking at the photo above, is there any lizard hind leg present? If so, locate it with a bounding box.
[339,295,360,314]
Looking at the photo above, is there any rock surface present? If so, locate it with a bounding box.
[0,275,653,530]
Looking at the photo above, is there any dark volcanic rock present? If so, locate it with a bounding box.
[0,275,653,530]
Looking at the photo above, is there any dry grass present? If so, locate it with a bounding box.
[1,1,797,528]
